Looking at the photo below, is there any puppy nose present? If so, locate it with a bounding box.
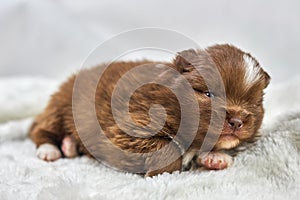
[228,117,243,130]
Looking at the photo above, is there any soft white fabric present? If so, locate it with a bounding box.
[0,77,59,122]
[0,76,300,200]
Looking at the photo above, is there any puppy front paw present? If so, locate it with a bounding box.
[36,143,62,161]
[197,152,233,170]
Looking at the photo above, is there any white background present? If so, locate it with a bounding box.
[0,0,299,83]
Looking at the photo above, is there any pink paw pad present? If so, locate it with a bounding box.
[61,135,78,158]
[198,152,233,170]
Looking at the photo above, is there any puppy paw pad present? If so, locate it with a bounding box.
[61,136,78,158]
[199,152,233,170]
[36,143,62,161]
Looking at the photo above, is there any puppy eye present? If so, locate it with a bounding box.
[204,91,215,98]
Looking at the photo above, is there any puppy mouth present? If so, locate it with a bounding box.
[215,133,240,150]
[219,134,239,140]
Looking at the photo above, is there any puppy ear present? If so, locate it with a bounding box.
[174,49,198,72]
[263,70,271,88]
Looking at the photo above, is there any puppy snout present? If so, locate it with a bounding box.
[228,117,243,130]
[225,106,246,131]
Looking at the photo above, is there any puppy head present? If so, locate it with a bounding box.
[174,44,270,150]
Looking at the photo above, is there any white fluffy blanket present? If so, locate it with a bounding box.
[1,77,300,200]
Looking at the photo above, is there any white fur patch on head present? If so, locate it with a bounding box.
[243,54,262,86]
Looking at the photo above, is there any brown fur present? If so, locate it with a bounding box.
[29,44,270,176]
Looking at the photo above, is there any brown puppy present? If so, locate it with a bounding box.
[29,44,270,176]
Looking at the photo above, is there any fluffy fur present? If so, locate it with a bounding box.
[29,44,270,176]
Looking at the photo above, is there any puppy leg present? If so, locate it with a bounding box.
[61,135,78,158]
[196,152,233,170]
[145,157,182,177]
[145,140,182,177]
[29,109,64,162]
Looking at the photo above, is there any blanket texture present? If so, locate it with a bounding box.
[0,77,300,200]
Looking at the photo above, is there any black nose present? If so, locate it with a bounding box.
[228,118,243,130]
